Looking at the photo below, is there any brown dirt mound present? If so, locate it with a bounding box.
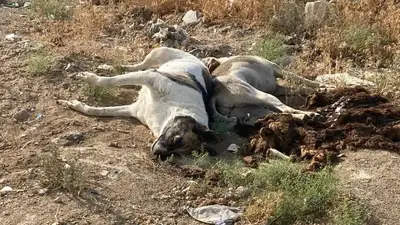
[244,87,400,171]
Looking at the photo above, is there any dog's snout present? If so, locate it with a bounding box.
[151,141,169,160]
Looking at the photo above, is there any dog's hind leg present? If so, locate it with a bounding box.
[222,81,318,120]
[111,47,194,72]
[57,100,137,118]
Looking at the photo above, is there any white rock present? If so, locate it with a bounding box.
[305,1,330,28]
[0,186,13,194]
[182,10,199,25]
[100,170,109,176]
[38,188,48,195]
[97,64,114,71]
[24,2,31,7]
[315,73,375,87]
[5,33,22,41]
[227,143,240,153]
[64,163,71,169]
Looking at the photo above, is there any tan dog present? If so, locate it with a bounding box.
[202,55,327,125]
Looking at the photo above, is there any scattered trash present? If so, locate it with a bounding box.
[227,144,240,153]
[5,33,22,41]
[266,148,290,160]
[35,113,43,120]
[187,205,242,224]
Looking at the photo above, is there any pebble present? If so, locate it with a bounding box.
[38,188,48,195]
[54,196,63,204]
[5,33,22,41]
[0,186,13,195]
[100,170,109,176]
[97,64,114,71]
[13,108,34,122]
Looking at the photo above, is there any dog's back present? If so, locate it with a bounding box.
[212,55,283,93]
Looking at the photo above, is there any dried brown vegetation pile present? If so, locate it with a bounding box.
[245,87,400,171]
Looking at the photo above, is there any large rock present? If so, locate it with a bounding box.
[315,73,375,87]
[304,0,331,29]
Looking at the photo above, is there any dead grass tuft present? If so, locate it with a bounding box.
[40,146,86,196]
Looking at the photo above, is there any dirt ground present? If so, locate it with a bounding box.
[1,5,400,225]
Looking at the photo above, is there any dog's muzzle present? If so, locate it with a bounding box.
[151,141,170,160]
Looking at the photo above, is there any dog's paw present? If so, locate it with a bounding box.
[57,100,86,111]
[76,72,99,85]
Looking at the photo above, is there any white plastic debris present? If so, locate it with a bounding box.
[227,144,240,153]
[187,205,242,224]
[5,34,22,41]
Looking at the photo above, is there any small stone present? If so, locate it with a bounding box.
[24,2,31,7]
[54,197,63,204]
[182,10,199,25]
[100,170,109,176]
[38,188,48,195]
[0,178,5,184]
[0,186,13,194]
[62,131,85,146]
[13,108,34,122]
[235,186,251,198]
[108,142,122,148]
[97,64,115,71]
[64,163,71,169]
[0,100,12,110]
[5,34,22,41]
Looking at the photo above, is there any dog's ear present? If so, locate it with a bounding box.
[200,130,223,143]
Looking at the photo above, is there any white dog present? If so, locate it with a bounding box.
[58,47,221,160]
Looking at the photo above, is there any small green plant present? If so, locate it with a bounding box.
[27,53,54,76]
[194,158,367,225]
[254,33,288,61]
[333,197,369,225]
[85,85,118,104]
[40,146,86,196]
[344,26,381,52]
[31,0,75,20]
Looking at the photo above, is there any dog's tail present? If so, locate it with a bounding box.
[273,65,326,89]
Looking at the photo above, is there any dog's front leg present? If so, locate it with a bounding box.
[76,70,160,88]
[57,100,138,118]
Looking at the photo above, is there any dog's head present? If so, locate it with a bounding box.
[151,116,222,160]
[201,57,221,73]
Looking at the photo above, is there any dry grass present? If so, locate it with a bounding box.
[40,146,86,196]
